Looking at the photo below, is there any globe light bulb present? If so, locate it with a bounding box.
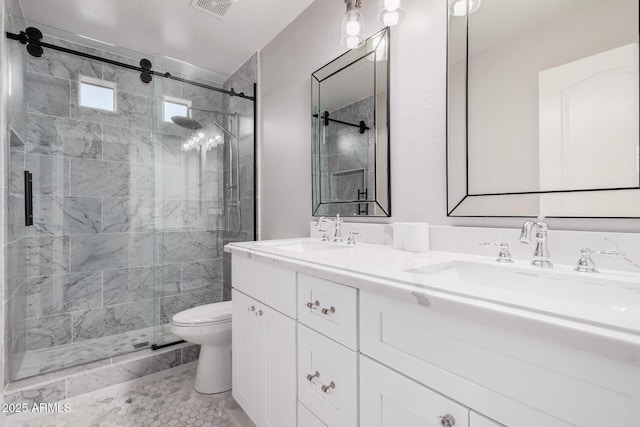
[198,132,205,138]
[384,0,400,12]
[346,36,360,49]
[383,11,399,26]
[346,20,360,36]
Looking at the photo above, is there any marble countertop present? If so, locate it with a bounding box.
[225,238,640,364]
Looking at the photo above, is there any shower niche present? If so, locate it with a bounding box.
[311,28,391,217]
[3,19,256,382]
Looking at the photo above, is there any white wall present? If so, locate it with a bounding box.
[260,0,640,238]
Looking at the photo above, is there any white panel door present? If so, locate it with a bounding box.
[232,290,261,423]
[360,355,469,427]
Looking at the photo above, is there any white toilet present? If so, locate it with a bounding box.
[170,301,232,394]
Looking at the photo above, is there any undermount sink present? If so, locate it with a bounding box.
[405,261,640,330]
[256,239,347,254]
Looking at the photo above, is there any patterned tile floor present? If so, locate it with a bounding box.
[6,363,255,427]
[15,325,179,380]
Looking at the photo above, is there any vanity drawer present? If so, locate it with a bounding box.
[232,255,297,318]
[360,291,613,427]
[298,324,358,427]
[298,402,327,427]
[360,355,469,427]
[297,274,358,350]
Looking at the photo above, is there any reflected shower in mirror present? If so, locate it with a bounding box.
[312,28,390,217]
[447,0,640,217]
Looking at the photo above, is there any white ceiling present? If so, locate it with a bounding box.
[18,0,315,78]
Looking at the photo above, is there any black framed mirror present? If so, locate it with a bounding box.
[447,0,640,217]
[312,27,390,217]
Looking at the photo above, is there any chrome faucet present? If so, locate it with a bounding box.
[520,216,553,267]
[315,217,330,241]
[332,214,343,243]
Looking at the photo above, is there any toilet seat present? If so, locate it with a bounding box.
[172,301,232,327]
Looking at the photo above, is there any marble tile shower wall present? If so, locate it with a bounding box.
[222,53,257,299]
[11,36,226,361]
[5,36,28,382]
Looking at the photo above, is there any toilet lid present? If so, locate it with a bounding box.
[172,301,232,326]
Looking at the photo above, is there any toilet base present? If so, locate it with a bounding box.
[194,343,232,394]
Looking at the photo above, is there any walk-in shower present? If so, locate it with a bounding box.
[2,19,256,382]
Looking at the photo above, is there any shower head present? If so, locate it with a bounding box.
[170,115,203,130]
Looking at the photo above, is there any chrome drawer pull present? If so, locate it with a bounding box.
[306,371,320,382]
[306,300,320,310]
[321,306,335,315]
[321,381,336,393]
[438,414,455,427]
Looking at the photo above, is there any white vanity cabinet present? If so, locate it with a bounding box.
[231,257,297,427]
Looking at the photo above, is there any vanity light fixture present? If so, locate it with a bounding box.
[341,0,366,49]
[377,0,405,26]
[448,0,481,16]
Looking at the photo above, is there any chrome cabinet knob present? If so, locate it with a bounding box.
[321,381,336,393]
[306,371,320,382]
[256,309,263,316]
[247,305,255,312]
[321,306,335,315]
[438,414,455,427]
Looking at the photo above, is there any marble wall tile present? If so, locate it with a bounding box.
[66,349,181,397]
[102,125,153,164]
[26,235,70,278]
[182,200,223,231]
[27,38,102,81]
[239,163,254,199]
[30,195,64,236]
[26,314,72,350]
[102,197,154,232]
[72,300,155,341]
[132,164,155,198]
[3,380,67,409]
[26,72,71,117]
[26,114,102,159]
[181,259,223,293]
[26,271,103,318]
[102,62,153,98]
[182,83,225,113]
[9,282,27,348]
[161,165,185,200]
[8,239,27,296]
[161,230,221,263]
[161,200,182,231]
[102,265,180,306]
[70,232,154,272]
[157,133,184,167]
[10,142,26,195]
[181,345,200,364]
[26,154,66,196]
[159,290,222,324]
[8,194,26,243]
[63,196,102,234]
[69,158,131,198]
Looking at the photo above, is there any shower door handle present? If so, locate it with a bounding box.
[24,170,33,226]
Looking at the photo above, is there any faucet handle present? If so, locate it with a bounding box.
[346,231,359,245]
[480,242,513,263]
[575,248,626,273]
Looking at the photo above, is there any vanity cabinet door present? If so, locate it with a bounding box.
[232,290,261,421]
[232,289,297,427]
[360,355,469,427]
[261,301,297,427]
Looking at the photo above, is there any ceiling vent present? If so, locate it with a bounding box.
[190,0,238,19]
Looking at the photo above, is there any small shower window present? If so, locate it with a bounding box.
[163,97,191,122]
[79,76,116,112]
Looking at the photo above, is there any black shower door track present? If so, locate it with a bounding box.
[6,27,256,101]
